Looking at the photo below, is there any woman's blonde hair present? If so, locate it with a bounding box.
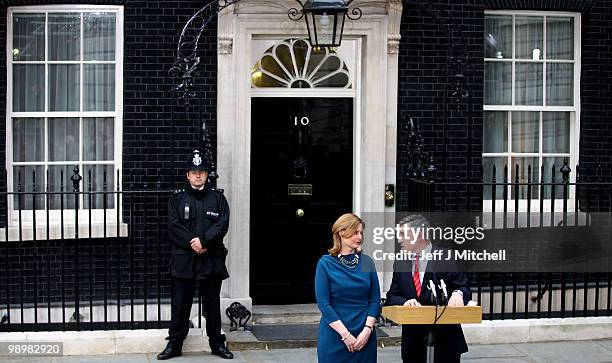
[329,213,364,256]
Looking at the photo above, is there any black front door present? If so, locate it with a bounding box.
[250,97,353,304]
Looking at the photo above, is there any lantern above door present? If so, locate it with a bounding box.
[289,0,362,48]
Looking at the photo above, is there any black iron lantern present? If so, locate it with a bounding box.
[289,0,361,48]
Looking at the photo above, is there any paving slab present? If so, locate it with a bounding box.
[2,357,53,363]
[463,358,535,363]
[463,343,528,359]
[50,355,152,363]
[593,339,612,354]
[512,340,612,363]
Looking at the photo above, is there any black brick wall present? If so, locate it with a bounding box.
[396,0,612,212]
[0,0,217,312]
[396,0,485,212]
[578,0,612,182]
[0,0,218,188]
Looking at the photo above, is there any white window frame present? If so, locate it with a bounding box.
[5,5,124,238]
[483,10,581,213]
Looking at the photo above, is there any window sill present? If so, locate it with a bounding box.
[0,222,129,242]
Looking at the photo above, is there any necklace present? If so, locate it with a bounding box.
[338,253,360,269]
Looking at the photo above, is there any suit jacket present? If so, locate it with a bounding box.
[386,245,471,361]
[167,183,230,280]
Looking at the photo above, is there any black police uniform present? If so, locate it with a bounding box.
[159,150,232,360]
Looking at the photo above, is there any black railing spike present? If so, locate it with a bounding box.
[492,164,497,183]
[560,158,571,183]
[71,166,82,192]
[551,163,556,181]
[116,169,120,191]
[527,164,532,181]
[540,164,545,183]
[31,169,36,193]
[17,170,22,193]
[515,164,520,183]
[504,164,508,181]
[60,168,64,192]
[88,169,92,192]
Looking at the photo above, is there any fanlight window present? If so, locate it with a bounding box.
[251,38,351,88]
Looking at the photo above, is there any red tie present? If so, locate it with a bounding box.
[413,255,421,298]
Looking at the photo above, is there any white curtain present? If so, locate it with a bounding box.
[515,63,542,105]
[485,15,512,59]
[547,17,574,60]
[84,118,115,208]
[84,64,115,111]
[542,112,570,154]
[515,16,543,59]
[84,13,115,61]
[483,111,508,153]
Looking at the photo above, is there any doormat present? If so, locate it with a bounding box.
[251,324,388,341]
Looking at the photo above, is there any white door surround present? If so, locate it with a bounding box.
[216,0,402,317]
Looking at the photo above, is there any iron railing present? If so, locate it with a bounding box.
[405,159,612,320]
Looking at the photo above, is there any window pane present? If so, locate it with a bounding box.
[84,13,116,61]
[83,118,114,161]
[542,112,570,153]
[13,64,44,112]
[84,64,115,111]
[546,63,573,106]
[48,165,77,210]
[12,14,45,61]
[542,157,566,199]
[49,118,79,162]
[515,63,543,105]
[515,16,543,60]
[83,165,115,209]
[510,157,539,199]
[483,112,508,153]
[483,157,507,200]
[484,62,511,105]
[49,65,80,111]
[485,15,512,59]
[547,17,574,60]
[512,111,539,153]
[49,14,81,61]
[13,165,45,210]
[13,118,44,162]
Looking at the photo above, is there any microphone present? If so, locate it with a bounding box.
[427,280,437,300]
[439,279,449,300]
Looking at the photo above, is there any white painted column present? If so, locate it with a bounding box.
[217,6,252,320]
[382,0,403,295]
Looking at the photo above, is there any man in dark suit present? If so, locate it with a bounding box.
[157,149,233,360]
[386,215,471,363]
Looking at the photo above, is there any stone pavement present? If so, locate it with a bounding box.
[2,339,612,363]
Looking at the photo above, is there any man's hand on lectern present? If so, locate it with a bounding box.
[403,299,421,307]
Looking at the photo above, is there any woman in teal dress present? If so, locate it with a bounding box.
[315,213,380,363]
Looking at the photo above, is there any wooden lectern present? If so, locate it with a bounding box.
[382,305,482,363]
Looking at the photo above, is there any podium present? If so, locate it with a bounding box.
[382,305,482,363]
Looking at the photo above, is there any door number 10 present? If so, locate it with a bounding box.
[294,116,310,126]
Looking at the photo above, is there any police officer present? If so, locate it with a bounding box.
[157,149,233,360]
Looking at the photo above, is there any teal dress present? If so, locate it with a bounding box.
[315,253,380,363]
